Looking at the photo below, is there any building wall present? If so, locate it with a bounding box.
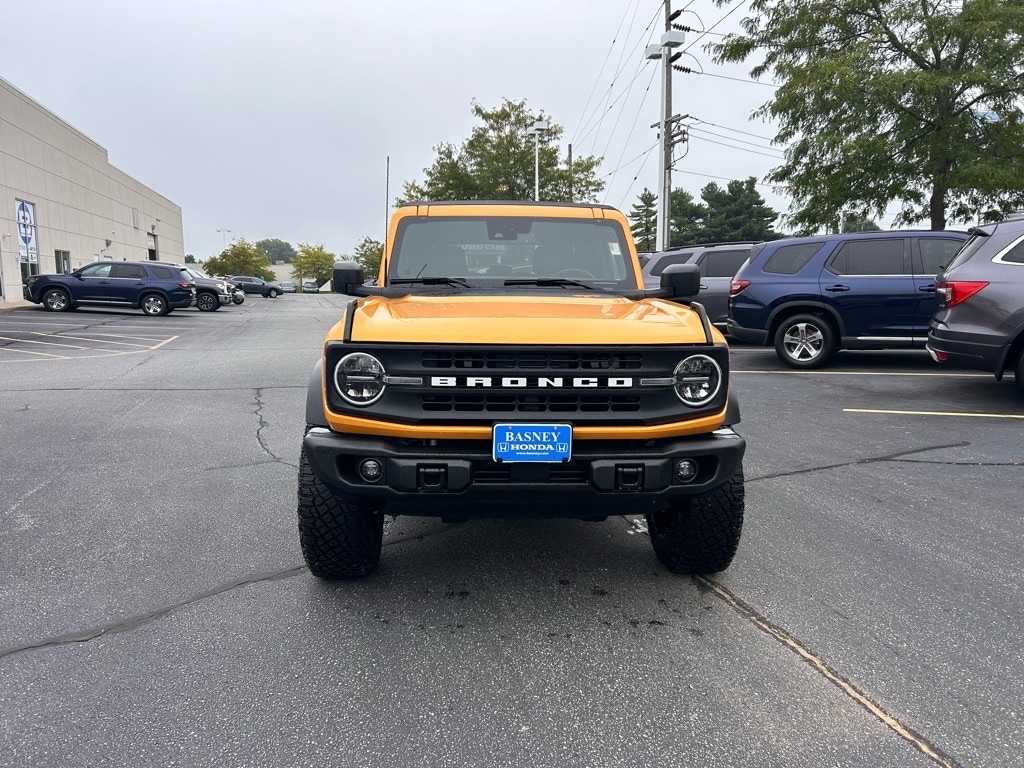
[0,76,184,303]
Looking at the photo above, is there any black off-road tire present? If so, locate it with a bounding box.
[647,467,745,574]
[196,292,218,312]
[773,313,835,369]
[232,292,245,305]
[1014,348,1024,393]
[298,448,383,578]
[42,288,71,312]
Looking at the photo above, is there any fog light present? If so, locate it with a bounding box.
[675,459,698,483]
[359,458,384,483]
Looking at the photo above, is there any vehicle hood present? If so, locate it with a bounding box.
[343,294,718,344]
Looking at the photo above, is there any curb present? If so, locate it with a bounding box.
[0,301,33,314]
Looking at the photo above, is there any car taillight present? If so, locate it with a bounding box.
[730,279,750,296]
[937,280,987,307]
[178,281,193,290]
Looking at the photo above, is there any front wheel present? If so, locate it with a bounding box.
[141,294,169,316]
[647,468,745,574]
[232,293,245,305]
[268,288,279,298]
[774,313,835,369]
[42,289,71,312]
[196,292,218,312]
[298,448,383,578]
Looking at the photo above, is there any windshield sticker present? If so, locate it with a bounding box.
[609,242,621,256]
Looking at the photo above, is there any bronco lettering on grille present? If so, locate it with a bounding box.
[429,376,634,388]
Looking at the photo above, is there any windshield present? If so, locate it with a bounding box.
[389,216,636,289]
[184,267,210,280]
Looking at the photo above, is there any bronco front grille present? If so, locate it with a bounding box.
[325,343,728,427]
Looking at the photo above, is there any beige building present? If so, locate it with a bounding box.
[0,76,183,304]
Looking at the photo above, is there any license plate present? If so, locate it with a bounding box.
[492,423,572,463]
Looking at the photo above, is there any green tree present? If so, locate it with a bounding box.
[400,98,604,203]
[712,0,1024,231]
[842,215,882,233]
[203,239,273,280]
[628,189,658,251]
[184,254,197,264]
[697,178,780,242]
[291,243,336,286]
[256,238,297,264]
[352,236,384,280]
[669,188,709,246]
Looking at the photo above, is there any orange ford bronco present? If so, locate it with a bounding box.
[299,201,745,578]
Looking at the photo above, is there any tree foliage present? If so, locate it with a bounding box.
[291,243,336,286]
[256,238,297,264]
[698,179,780,242]
[842,215,882,232]
[352,236,384,280]
[184,254,197,264]
[712,0,1024,231]
[628,189,658,251]
[203,239,273,280]
[400,98,604,203]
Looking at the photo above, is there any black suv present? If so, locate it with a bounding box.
[728,230,968,368]
[927,214,1024,392]
[24,261,195,316]
[230,275,283,298]
[641,243,759,330]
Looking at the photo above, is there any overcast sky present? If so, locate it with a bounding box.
[4,0,794,259]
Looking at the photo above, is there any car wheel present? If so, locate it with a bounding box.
[141,293,169,316]
[232,293,245,305]
[268,288,279,298]
[1014,348,1024,393]
[42,288,71,312]
[647,467,745,574]
[196,292,218,312]
[774,313,835,369]
[297,447,384,578]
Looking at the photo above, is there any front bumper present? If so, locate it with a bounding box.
[303,427,746,518]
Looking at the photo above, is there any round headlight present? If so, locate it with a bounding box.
[334,353,386,406]
[673,354,722,406]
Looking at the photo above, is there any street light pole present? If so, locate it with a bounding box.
[216,228,232,250]
[530,120,549,201]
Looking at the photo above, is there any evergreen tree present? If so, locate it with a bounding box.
[628,189,657,251]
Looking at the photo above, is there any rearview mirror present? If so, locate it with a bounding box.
[332,261,365,294]
[660,263,701,299]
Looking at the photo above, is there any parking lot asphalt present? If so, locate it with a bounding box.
[0,297,1020,767]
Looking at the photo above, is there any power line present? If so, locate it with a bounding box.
[673,65,780,88]
[688,125,784,154]
[688,132,786,160]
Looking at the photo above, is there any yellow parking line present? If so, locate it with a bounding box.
[845,408,1024,419]
[0,335,88,350]
[149,336,178,350]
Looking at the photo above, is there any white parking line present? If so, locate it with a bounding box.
[845,408,1024,419]
[33,332,153,347]
[0,335,88,350]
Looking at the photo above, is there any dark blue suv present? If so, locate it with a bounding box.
[728,230,968,367]
[24,261,196,316]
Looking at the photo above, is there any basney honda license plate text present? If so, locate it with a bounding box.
[492,423,572,463]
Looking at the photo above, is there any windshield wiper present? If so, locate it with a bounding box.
[389,277,471,287]
[503,278,596,290]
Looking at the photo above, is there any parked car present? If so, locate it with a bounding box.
[230,275,284,298]
[728,229,969,368]
[927,214,1024,392]
[177,266,232,311]
[23,260,195,316]
[280,281,296,293]
[642,243,760,331]
[221,277,245,304]
[302,280,320,293]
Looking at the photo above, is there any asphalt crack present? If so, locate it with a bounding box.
[254,387,299,469]
[748,441,972,482]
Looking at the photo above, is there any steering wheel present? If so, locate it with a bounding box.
[554,268,595,279]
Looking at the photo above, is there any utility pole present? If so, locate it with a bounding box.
[645,2,686,252]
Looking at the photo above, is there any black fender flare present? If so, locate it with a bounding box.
[305,359,328,427]
[724,386,741,426]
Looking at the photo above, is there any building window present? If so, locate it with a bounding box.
[55,250,71,274]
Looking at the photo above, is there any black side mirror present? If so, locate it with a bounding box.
[332,261,365,294]
[660,263,701,299]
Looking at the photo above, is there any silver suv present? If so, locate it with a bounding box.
[927,214,1024,392]
[641,242,758,330]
